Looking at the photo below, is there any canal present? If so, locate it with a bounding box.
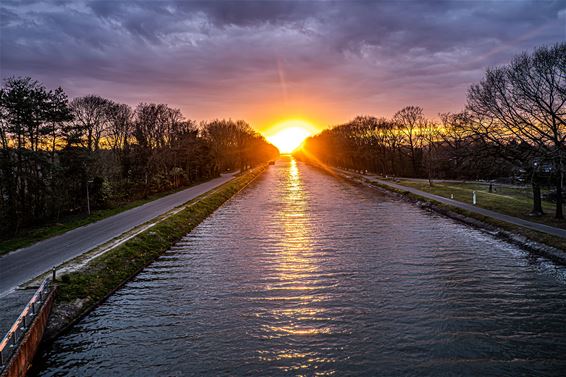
[35,158,566,376]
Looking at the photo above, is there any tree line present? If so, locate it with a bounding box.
[295,43,566,219]
[0,78,278,235]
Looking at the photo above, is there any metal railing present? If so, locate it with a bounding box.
[0,278,52,367]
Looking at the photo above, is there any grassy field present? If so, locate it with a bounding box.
[395,180,566,230]
[0,181,209,256]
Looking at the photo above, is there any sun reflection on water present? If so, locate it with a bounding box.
[257,157,336,373]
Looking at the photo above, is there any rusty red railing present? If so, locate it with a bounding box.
[0,279,52,368]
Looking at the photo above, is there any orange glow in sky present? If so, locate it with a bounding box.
[265,120,316,154]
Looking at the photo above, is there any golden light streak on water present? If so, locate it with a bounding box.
[259,158,334,369]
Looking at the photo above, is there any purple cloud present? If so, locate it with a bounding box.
[1,0,564,128]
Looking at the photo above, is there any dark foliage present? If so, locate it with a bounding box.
[0,78,278,235]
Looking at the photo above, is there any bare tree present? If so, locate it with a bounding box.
[107,103,132,153]
[467,43,566,218]
[421,119,439,186]
[70,95,113,152]
[393,106,426,176]
[201,119,239,173]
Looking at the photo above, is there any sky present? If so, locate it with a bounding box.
[1,0,565,134]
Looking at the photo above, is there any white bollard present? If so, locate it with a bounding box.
[450,194,454,199]
[472,191,477,205]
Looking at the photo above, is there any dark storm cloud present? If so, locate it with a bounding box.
[1,0,564,124]
[174,0,317,27]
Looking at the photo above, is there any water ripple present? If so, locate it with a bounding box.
[35,158,566,376]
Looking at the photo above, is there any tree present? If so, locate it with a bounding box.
[106,103,133,179]
[0,77,73,231]
[46,87,73,163]
[0,77,277,235]
[467,43,566,218]
[202,119,239,173]
[422,119,439,186]
[393,106,426,176]
[70,95,113,152]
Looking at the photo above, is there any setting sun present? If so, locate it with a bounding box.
[265,120,316,154]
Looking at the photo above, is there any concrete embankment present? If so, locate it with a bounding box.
[41,165,268,343]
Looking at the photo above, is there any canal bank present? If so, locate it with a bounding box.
[0,172,239,298]
[330,167,566,261]
[33,158,566,376]
[40,164,268,343]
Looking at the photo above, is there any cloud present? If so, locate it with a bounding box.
[0,0,563,127]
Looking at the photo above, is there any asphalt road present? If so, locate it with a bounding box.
[0,173,236,297]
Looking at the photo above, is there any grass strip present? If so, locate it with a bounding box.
[46,165,266,337]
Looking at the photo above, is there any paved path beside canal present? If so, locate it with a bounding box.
[337,169,566,239]
[0,173,236,297]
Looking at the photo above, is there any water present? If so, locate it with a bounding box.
[35,158,566,376]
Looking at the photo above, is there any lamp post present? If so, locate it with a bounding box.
[86,178,94,215]
[530,159,544,216]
